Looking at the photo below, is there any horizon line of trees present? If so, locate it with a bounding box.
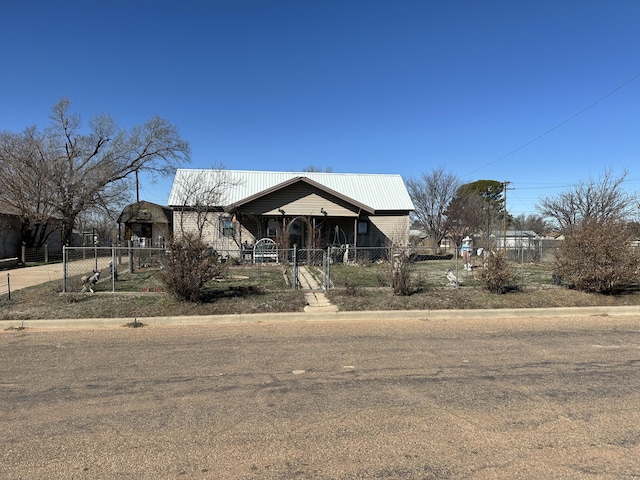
[407,167,640,246]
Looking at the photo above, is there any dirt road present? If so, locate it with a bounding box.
[1,316,639,479]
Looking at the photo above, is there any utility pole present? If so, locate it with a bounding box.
[503,181,512,250]
[135,170,140,203]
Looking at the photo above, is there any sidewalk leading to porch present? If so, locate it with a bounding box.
[298,266,338,313]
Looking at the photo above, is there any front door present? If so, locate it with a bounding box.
[289,219,304,248]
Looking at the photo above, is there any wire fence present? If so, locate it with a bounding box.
[17,245,63,264]
[62,246,166,293]
[61,242,561,293]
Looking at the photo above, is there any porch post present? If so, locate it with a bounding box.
[236,210,242,247]
[353,218,357,249]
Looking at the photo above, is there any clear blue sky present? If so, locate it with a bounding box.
[1,1,639,217]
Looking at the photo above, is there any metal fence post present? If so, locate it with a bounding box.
[111,246,116,293]
[128,241,134,273]
[6,273,10,300]
[62,246,67,293]
[325,246,331,290]
[293,245,298,290]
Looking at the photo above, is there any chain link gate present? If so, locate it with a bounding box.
[291,247,330,290]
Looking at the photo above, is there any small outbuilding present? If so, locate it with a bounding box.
[117,201,173,247]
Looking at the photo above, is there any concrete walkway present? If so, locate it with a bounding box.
[1,263,64,292]
[297,266,338,313]
[1,257,111,294]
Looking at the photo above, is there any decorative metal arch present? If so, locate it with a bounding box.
[282,216,317,249]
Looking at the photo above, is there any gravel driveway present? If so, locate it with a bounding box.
[1,316,639,479]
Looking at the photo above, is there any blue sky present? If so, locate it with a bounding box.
[1,1,639,217]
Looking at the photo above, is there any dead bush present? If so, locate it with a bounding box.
[160,233,223,302]
[391,253,413,296]
[344,281,360,296]
[479,249,514,294]
[555,219,640,294]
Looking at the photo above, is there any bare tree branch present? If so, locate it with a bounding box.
[406,166,460,248]
[538,169,635,232]
[172,167,242,241]
[0,98,190,246]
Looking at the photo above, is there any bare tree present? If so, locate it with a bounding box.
[301,165,333,173]
[539,170,640,293]
[511,213,549,234]
[406,167,461,249]
[0,98,190,246]
[443,190,485,249]
[76,206,122,245]
[538,169,636,232]
[0,127,63,247]
[171,167,241,240]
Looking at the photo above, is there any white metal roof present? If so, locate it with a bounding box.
[168,169,415,212]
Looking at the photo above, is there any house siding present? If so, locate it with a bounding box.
[172,211,252,255]
[367,215,410,247]
[239,184,360,217]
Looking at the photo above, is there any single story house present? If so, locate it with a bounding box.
[117,201,173,247]
[168,169,415,255]
[497,230,539,250]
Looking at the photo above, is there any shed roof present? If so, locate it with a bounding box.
[117,201,172,224]
[168,169,415,212]
[504,230,539,237]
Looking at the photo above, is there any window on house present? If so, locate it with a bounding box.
[358,220,369,235]
[221,217,234,237]
[267,219,279,238]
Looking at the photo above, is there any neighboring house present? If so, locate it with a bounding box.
[0,199,66,259]
[168,169,415,255]
[0,200,22,259]
[497,230,539,250]
[117,201,173,247]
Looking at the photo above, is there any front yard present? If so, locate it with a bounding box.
[2,260,640,320]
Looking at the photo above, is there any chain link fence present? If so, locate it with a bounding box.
[62,246,166,293]
[62,241,562,293]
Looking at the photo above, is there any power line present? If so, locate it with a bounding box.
[463,70,640,177]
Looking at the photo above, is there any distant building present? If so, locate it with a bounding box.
[497,230,539,250]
